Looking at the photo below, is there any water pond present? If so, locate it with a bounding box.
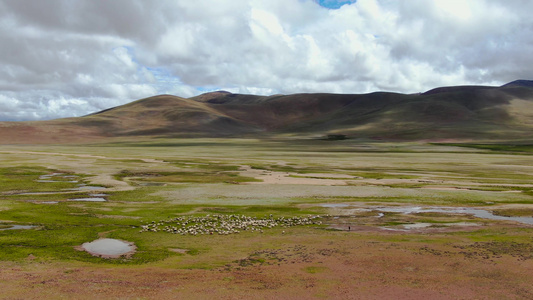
[80,238,136,258]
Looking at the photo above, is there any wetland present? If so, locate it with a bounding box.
[1,138,533,299]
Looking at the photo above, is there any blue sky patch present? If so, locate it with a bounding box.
[316,0,357,9]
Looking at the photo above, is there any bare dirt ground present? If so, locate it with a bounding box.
[238,165,533,191]
[1,231,532,300]
[239,165,354,185]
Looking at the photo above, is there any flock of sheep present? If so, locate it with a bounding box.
[140,214,323,235]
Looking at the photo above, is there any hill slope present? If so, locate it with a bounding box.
[1,81,533,143]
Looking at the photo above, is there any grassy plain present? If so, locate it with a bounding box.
[1,138,533,299]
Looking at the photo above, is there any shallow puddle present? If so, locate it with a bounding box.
[401,223,434,229]
[80,238,136,258]
[321,203,352,208]
[69,198,106,202]
[68,185,107,191]
[135,182,166,187]
[36,180,78,183]
[382,222,482,231]
[0,224,37,231]
[37,173,79,183]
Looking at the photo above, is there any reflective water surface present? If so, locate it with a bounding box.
[320,204,533,225]
[0,225,37,231]
[81,238,135,257]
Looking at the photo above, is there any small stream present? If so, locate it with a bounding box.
[320,204,533,225]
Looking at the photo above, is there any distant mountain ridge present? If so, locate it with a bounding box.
[502,80,533,88]
[1,80,533,143]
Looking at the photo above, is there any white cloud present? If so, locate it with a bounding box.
[112,47,136,70]
[0,0,532,120]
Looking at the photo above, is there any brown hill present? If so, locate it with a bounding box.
[1,81,533,143]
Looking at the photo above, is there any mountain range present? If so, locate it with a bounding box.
[1,80,533,143]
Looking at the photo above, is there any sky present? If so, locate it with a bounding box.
[1,0,532,121]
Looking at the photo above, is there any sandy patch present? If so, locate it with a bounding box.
[489,203,533,210]
[239,166,506,188]
[295,173,356,179]
[86,174,134,191]
[169,248,189,254]
[238,165,352,185]
[421,186,472,191]
[96,214,141,219]
[356,178,427,185]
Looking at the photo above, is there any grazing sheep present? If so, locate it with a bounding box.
[140,214,323,236]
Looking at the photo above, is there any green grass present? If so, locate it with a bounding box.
[115,169,261,184]
[436,143,533,153]
[106,187,167,203]
[1,139,533,267]
[0,166,82,193]
[304,266,329,274]
[0,225,173,264]
[491,208,533,217]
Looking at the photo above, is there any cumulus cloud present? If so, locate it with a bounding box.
[0,0,531,120]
